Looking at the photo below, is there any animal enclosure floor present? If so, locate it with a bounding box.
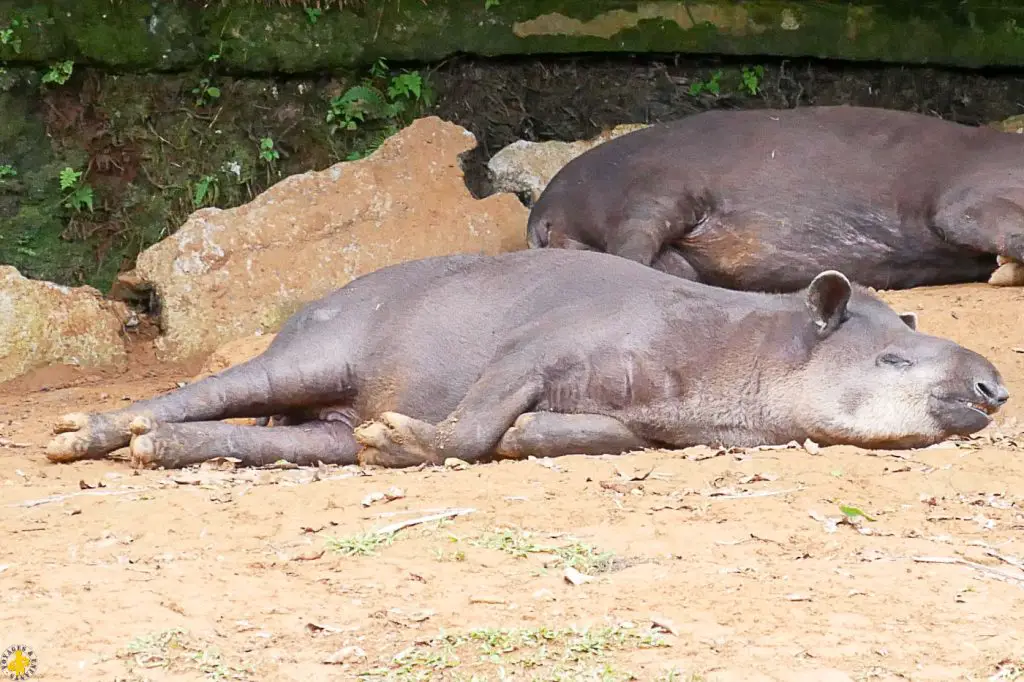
[1,283,1023,681]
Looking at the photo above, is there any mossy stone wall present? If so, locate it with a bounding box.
[5,1,1024,72]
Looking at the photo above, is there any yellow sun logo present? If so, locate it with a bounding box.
[1,646,36,681]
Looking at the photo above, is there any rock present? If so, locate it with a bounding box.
[487,123,649,204]
[0,267,129,383]
[134,116,529,362]
[192,333,277,381]
[989,114,1024,134]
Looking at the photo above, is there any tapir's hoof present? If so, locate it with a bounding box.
[46,412,126,462]
[989,259,1024,287]
[45,432,89,463]
[129,415,155,436]
[129,433,158,469]
[53,412,89,434]
[353,412,440,468]
[353,419,396,448]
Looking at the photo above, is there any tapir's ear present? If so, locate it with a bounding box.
[806,270,852,336]
[898,312,918,331]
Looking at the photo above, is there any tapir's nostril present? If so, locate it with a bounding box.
[975,380,1010,406]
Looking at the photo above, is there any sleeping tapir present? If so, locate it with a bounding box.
[527,105,1024,292]
[46,249,1007,470]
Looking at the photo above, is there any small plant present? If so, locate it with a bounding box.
[207,51,221,64]
[258,137,279,165]
[326,58,430,136]
[325,531,394,557]
[305,7,322,23]
[0,164,16,180]
[485,0,500,9]
[741,65,765,96]
[41,60,74,86]
[191,77,221,107]
[58,166,95,213]
[688,70,722,97]
[192,174,219,208]
[0,16,23,54]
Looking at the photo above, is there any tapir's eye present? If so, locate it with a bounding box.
[877,353,912,368]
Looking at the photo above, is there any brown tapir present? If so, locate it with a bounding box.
[46,249,1007,470]
[527,105,1024,292]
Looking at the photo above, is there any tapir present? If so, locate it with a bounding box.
[46,249,1008,470]
[527,105,1024,292]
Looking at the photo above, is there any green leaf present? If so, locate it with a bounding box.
[206,86,221,99]
[839,505,875,522]
[59,167,81,191]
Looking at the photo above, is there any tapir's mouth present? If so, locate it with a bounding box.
[960,398,1000,417]
[932,394,1000,430]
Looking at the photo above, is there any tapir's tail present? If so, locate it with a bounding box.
[526,214,550,249]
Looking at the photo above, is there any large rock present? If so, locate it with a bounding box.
[0,267,129,383]
[487,123,649,204]
[133,116,529,362]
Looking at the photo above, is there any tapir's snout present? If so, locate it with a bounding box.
[973,377,1009,414]
[929,353,1009,436]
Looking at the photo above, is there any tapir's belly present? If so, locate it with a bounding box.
[680,205,994,291]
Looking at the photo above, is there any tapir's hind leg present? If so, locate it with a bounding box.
[354,355,543,467]
[651,246,702,281]
[128,418,359,469]
[47,353,355,463]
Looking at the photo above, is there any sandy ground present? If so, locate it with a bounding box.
[0,282,1022,682]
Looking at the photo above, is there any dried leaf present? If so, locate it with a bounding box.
[305,622,344,636]
[323,646,366,664]
[201,457,242,471]
[563,566,593,585]
[650,615,680,635]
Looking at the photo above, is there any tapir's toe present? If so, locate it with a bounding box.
[129,415,155,436]
[353,420,394,449]
[46,412,136,462]
[988,259,1024,287]
[129,433,158,469]
[45,432,89,462]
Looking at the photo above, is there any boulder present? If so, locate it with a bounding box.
[0,267,129,383]
[132,116,529,362]
[487,123,649,204]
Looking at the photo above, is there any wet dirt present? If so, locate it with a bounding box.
[0,282,1022,681]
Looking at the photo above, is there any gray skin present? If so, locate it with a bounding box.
[46,249,1008,470]
[527,105,1024,292]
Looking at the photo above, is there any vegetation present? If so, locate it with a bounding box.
[0,55,433,291]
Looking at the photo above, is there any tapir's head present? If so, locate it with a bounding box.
[790,270,1008,449]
